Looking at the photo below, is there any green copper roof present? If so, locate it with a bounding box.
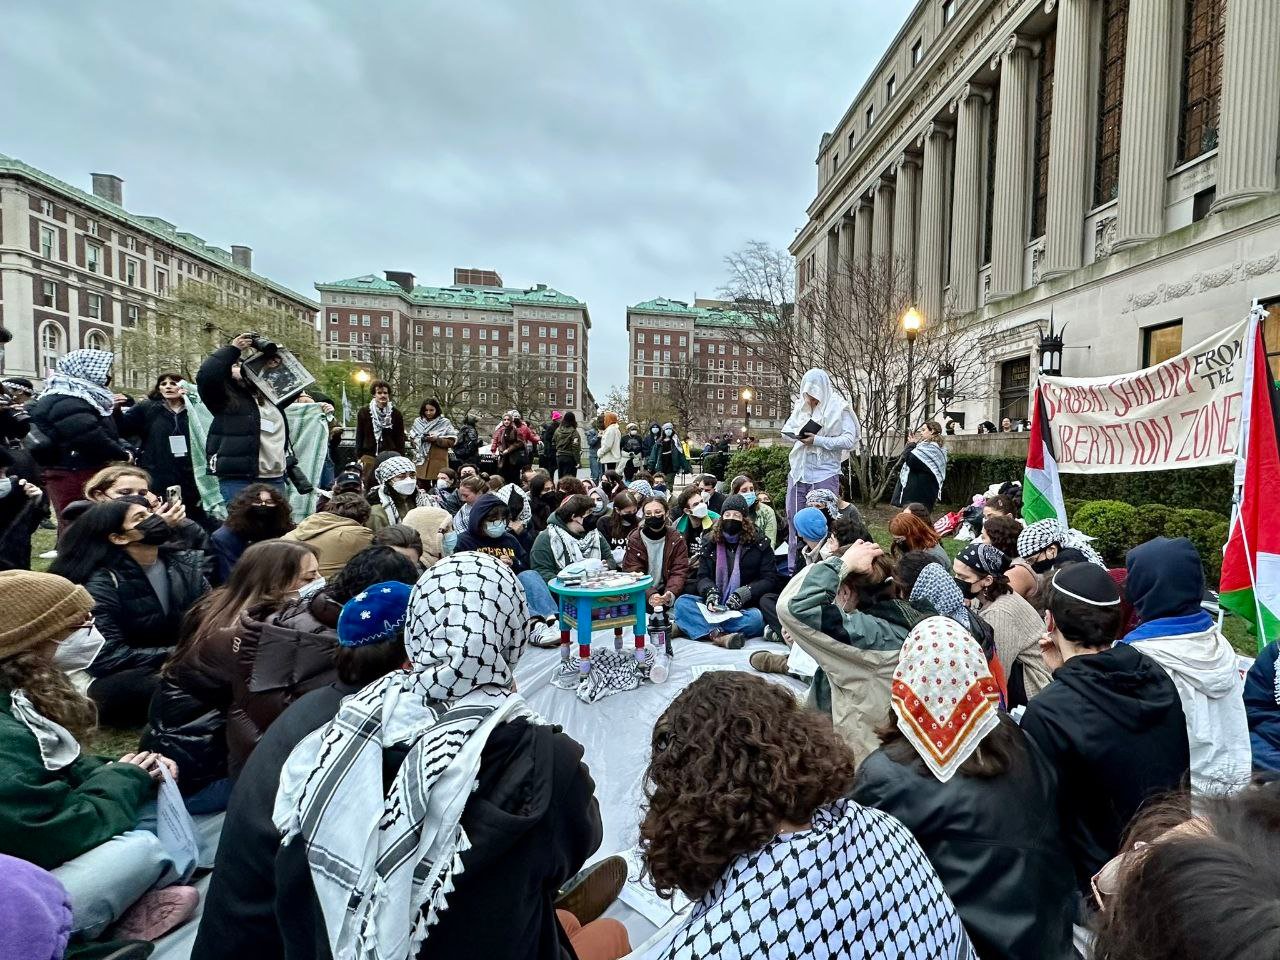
[0,153,319,310]
[628,297,758,328]
[315,276,586,310]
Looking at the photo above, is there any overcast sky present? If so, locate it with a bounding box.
[1,0,909,399]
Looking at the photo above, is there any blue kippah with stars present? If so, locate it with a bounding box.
[337,581,413,648]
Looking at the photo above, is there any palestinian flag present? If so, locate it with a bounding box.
[1022,386,1066,526]
[1220,316,1280,650]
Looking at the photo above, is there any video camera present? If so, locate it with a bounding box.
[247,332,279,356]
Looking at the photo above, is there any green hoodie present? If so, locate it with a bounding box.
[0,689,154,869]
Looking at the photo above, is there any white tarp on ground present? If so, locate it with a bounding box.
[154,630,803,958]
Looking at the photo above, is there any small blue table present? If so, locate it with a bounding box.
[548,574,654,676]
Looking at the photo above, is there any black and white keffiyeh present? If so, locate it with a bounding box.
[1016,518,1106,567]
[408,412,456,464]
[546,521,605,569]
[44,349,116,416]
[901,441,947,500]
[494,483,533,526]
[273,553,542,960]
[373,455,429,524]
[369,397,396,446]
[636,799,973,960]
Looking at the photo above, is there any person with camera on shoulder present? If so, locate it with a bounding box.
[196,333,299,507]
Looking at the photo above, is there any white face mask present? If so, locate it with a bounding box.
[53,625,106,673]
[690,502,709,519]
[0,478,12,499]
[392,478,418,496]
[298,576,326,599]
[436,479,450,490]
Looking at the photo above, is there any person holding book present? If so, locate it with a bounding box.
[781,369,860,571]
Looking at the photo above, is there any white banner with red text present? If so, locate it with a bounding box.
[1039,317,1248,473]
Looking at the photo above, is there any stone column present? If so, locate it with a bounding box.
[917,123,952,323]
[892,155,921,292]
[1041,0,1091,277]
[1113,0,1174,249]
[871,177,896,261]
[1213,0,1280,210]
[853,196,873,269]
[989,36,1038,299]
[948,83,990,314]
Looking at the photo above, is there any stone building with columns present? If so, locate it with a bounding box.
[792,0,1280,430]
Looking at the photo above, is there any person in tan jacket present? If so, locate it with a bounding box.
[281,493,373,580]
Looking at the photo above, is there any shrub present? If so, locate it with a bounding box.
[1132,503,1177,544]
[1073,500,1140,565]
[1063,499,1086,524]
[726,446,790,486]
[1164,509,1231,582]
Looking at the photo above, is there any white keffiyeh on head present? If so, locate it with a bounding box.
[1016,518,1105,566]
[636,798,974,960]
[273,553,542,960]
[373,455,428,524]
[44,349,116,416]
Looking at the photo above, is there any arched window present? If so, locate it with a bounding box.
[84,329,110,352]
[39,322,64,375]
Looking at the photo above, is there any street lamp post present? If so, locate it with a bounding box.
[741,387,753,442]
[354,368,371,407]
[901,307,923,443]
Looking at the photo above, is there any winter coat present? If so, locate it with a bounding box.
[453,421,480,463]
[354,405,406,459]
[529,513,614,583]
[693,531,779,608]
[191,683,356,960]
[276,718,600,960]
[1245,641,1280,772]
[209,525,266,587]
[0,689,153,870]
[83,547,209,678]
[852,715,1077,960]
[0,485,49,571]
[227,591,344,777]
[780,557,928,764]
[539,422,559,469]
[646,436,689,474]
[455,492,529,571]
[749,502,778,547]
[553,424,581,464]
[28,392,131,472]
[585,427,600,454]
[281,512,373,579]
[1121,613,1251,793]
[597,423,621,464]
[118,398,196,494]
[196,345,293,480]
[620,432,644,466]
[622,524,691,602]
[140,622,238,795]
[1020,643,1191,894]
[892,443,943,510]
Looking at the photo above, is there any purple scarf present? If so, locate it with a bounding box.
[715,536,744,603]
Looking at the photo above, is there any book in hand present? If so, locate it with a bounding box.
[783,419,823,441]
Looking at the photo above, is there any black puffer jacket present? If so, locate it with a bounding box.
[141,622,238,795]
[852,715,1077,960]
[28,392,131,471]
[196,345,291,480]
[693,532,780,608]
[119,398,197,494]
[83,547,209,677]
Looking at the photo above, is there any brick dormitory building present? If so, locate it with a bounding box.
[315,268,594,425]
[0,153,318,388]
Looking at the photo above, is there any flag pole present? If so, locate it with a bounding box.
[1231,301,1272,651]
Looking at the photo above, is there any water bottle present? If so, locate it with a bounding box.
[649,604,671,684]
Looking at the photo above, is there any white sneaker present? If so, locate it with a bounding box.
[39,549,57,560]
[533,621,563,648]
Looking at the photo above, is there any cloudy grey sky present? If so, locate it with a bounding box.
[0,0,909,399]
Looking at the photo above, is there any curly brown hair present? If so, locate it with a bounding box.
[0,650,97,741]
[640,672,858,901]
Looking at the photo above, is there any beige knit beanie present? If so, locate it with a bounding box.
[0,571,95,659]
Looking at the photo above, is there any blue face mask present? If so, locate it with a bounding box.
[742,491,757,507]
[442,531,459,555]
[484,521,509,539]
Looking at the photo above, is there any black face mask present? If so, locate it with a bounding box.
[618,512,637,526]
[1030,554,1057,574]
[721,519,743,538]
[132,514,171,545]
[954,576,980,597]
[643,516,667,537]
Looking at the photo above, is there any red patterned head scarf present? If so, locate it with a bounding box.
[891,616,1002,783]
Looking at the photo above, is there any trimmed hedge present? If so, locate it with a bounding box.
[1072,499,1229,580]
[941,454,1234,515]
[726,446,792,504]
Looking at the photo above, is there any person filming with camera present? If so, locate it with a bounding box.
[197,333,301,506]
